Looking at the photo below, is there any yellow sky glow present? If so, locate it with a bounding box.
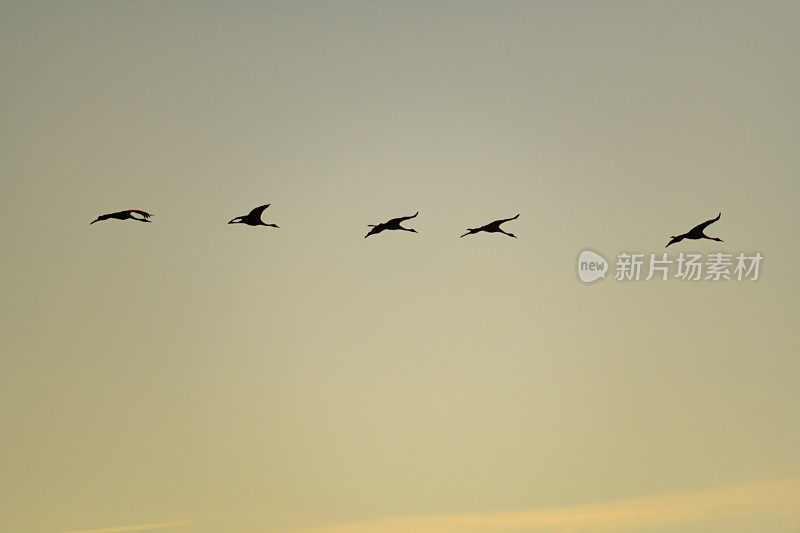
[291,479,800,533]
[2,3,798,532]
[62,520,190,533]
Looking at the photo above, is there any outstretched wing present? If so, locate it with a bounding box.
[387,211,419,225]
[247,204,270,219]
[690,212,721,233]
[472,214,519,232]
[495,213,519,225]
[129,210,153,219]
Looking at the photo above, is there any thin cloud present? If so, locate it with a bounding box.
[62,520,190,533]
[289,478,800,533]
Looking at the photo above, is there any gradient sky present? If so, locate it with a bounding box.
[1,2,799,532]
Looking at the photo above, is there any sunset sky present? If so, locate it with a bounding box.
[1,2,798,532]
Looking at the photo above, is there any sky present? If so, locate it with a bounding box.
[1,1,799,532]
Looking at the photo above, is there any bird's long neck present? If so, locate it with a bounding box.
[666,235,684,247]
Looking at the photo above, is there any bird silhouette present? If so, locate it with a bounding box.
[666,212,723,247]
[90,209,153,225]
[460,214,519,238]
[365,212,419,238]
[228,204,279,228]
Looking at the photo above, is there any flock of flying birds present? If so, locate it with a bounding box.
[90,206,724,246]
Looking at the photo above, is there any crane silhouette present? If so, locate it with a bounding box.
[228,204,279,228]
[666,212,723,247]
[365,212,419,238]
[460,214,519,238]
[90,209,153,225]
